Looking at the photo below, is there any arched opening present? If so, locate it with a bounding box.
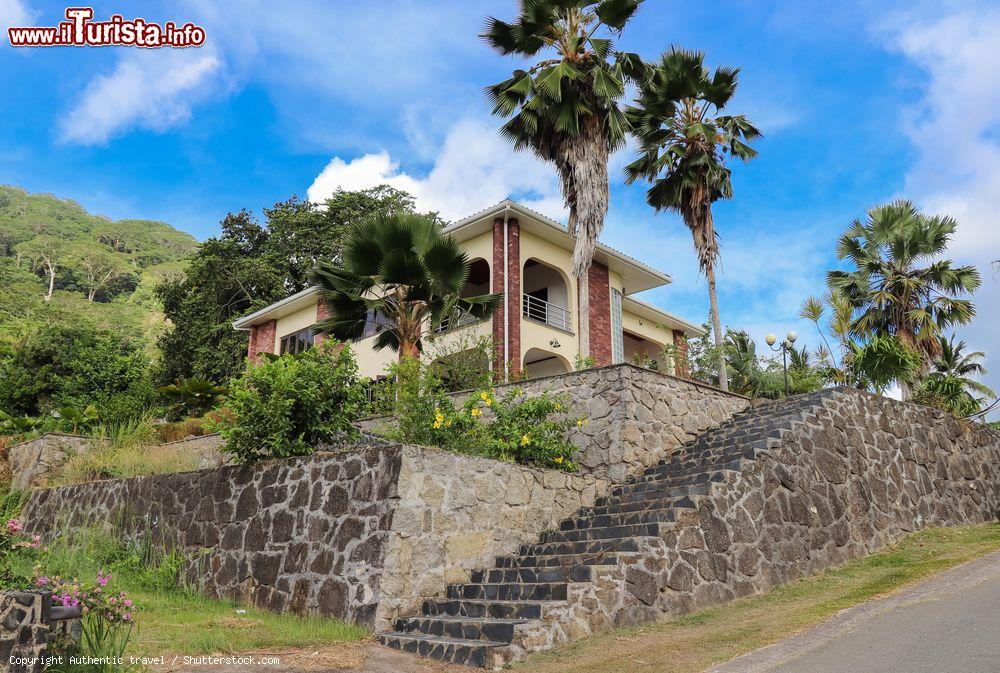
[522,259,571,332]
[523,347,571,379]
[624,330,666,371]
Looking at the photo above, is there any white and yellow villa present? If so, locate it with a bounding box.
[232,200,704,381]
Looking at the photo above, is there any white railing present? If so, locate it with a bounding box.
[434,309,483,334]
[522,294,571,332]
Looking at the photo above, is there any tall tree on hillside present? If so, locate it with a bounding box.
[15,235,71,301]
[313,214,499,360]
[69,242,135,301]
[625,49,762,391]
[484,0,645,360]
[827,200,980,398]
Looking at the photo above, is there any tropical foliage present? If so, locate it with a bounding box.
[625,49,761,392]
[217,342,366,464]
[484,0,645,357]
[827,200,980,396]
[157,378,228,421]
[377,358,581,472]
[312,213,499,359]
[913,336,995,416]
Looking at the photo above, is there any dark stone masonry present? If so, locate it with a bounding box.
[13,366,1000,668]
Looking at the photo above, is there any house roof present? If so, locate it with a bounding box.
[446,199,672,294]
[232,285,320,331]
[623,296,707,337]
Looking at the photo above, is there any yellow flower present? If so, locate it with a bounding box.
[520,434,531,446]
[480,391,489,401]
[485,398,492,407]
[576,419,584,427]
[554,402,561,411]
[471,408,482,417]
[433,420,442,429]
[554,455,564,464]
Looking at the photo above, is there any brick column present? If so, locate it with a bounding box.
[672,329,690,378]
[587,262,612,366]
[314,299,332,348]
[492,217,520,378]
[247,319,277,364]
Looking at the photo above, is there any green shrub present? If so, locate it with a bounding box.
[156,378,228,421]
[217,342,366,463]
[381,358,582,471]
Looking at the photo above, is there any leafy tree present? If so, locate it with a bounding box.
[313,213,500,359]
[157,186,423,383]
[68,242,136,302]
[157,378,228,421]
[484,0,645,359]
[15,235,71,301]
[625,49,762,392]
[827,200,980,397]
[0,325,154,423]
[914,335,994,416]
[848,334,921,394]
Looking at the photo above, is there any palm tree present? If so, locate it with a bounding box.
[625,49,762,391]
[484,0,645,358]
[312,213,500,361]
[918,335,994,415]
[827,200,980,397]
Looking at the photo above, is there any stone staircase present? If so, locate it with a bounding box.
[377,393,828,667]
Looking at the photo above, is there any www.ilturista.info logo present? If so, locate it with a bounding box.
[7,7,206,48]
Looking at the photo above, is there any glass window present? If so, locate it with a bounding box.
[611,289,624,364]
[279,328,314,355]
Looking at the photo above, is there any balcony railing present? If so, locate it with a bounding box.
[434,308,483,334]
[522,293,571,332]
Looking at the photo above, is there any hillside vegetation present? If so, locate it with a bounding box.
[0,185,197,352]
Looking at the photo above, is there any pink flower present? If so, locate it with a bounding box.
[123,599,133,608]
[96,571,110,587]
[6,519,22,535]
[35,576,50,587]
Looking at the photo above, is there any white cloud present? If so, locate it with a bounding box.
[0,0,34,30]
[307,117,565,222]
[59,47,222,144]
[881,3,1000,414]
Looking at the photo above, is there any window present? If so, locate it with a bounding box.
[279,328,314,355]
[611,289,624,364]
[359,309,390,341]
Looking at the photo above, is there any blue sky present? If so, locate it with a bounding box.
[2,0,999,407]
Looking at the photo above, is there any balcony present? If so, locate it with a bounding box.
[433,308,484,334]
[522,293,571,332]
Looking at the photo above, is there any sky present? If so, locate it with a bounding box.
[1,0,998,412]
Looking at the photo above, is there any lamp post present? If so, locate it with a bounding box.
[765,331,798,397]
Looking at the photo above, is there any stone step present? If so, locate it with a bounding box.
[558,508,681,531]
[447,582,568,601]
[539,522,664,543]
[596,484,711,508]
[585,495,697,517]
[472,565,593,584]
[495,550,629,568]
[422,598,555,619]
[378,632,506,668]
[636,458,746,481]
[519,535,645,558]
[394,615,529,643]
[613,470,727,496]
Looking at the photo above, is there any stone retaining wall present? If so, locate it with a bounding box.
[362,363,749,482]
[19,443,608,629]
[0,590,80,673]
[6,434,91,491]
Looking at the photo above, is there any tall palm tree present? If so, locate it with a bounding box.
[624,49,761,391]
[312,214,500,360]
[827,200,981,397]
[919,334,994,415]
[484,0,645,358]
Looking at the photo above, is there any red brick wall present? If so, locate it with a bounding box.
[247,319,277,364]
[314,299,332,347]
[587,262,612,366]
[492,217,520,378]
[673,329,690,378]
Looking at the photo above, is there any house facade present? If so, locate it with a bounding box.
[232,200,704,380]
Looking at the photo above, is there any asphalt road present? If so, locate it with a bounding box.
[710,551,1000,673]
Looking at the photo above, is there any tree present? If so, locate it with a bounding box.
[848,334,922,395]
[312,213,500,360]
[915,335,994,416]
[484,0,645,360]
[625,49,762,391]
[68,242,135,301]
[827,200,980,397]
[15,235,70,301]
[800,290,856,384]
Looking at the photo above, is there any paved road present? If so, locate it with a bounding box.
[710,551,1000,673]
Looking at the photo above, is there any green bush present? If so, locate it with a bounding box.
[217,342,366,463]
[381,358,582,471]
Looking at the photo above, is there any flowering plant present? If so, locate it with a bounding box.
[0,518,42,585]
[35,570,135,624]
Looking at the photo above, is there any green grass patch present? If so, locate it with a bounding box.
[12,523,369,658]
[518,524,1000,673]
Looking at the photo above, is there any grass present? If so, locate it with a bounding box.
[51,418,203,485]
[9,522,369,660]
[515,524,1000,673]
